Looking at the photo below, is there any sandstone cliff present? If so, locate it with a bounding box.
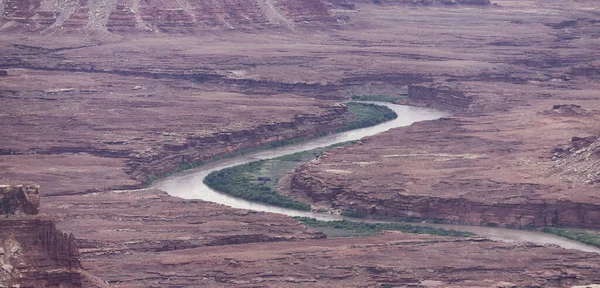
[0,220,82,287]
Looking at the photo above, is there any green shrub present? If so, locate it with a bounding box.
[541,227,600,248]
[204,160,312,211]
[294,217,475,238]
[341,209,366,218]
[342,102,397,131]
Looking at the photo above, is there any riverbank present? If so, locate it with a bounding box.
[146,102,396,187]
[202,102,396,209]
[295,217,475,238]
[542,227,600,248]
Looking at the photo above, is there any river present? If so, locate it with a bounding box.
[153,102,600,254]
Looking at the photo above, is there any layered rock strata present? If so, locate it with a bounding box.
[288,81,600,229]
[0,220,83,287]
[42,189,326,285]
[0,69,355,194]
[0,0,335,32]
[404,84,474,112]
[127,103,351,183]
[83,232,600,287]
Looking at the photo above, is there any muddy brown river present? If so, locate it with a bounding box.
[154,102,600,254]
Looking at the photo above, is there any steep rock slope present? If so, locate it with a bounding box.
[552,134,600,185]
[0,0,335,32]
[0,220,83,287]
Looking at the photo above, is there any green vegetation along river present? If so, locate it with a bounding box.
[153,102,600,253]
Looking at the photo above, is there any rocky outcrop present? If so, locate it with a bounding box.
[0,220,82,287]
[542,104,591,116]
[551,134,600,185]
[405,84,473,111]
[43,189,326,285]
[0,184,40,215]
[326,0,356,9]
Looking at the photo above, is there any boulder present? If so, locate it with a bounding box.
[1,264,13,274]
[0,184,40,215]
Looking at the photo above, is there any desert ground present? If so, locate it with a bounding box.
[1,0,600,287]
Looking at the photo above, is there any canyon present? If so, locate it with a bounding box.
[0,220,84,287]
[1,0,600,286]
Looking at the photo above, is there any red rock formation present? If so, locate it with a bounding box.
[543,104,591,116]
[404,84,473,111]
[290,163,600,228]
[552,134,600,185]
[127,103,351,183]
[0,184,41,215]
[0,220,82,287]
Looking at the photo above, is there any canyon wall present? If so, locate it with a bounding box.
[127,103,352,183]
[405,84,473,111]
[291,165,600,229]
[288,80,600,229]
[0,220,82,287]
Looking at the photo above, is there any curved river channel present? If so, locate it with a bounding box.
[154,102,600,254]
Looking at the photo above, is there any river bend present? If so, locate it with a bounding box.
[154,102,600,254]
